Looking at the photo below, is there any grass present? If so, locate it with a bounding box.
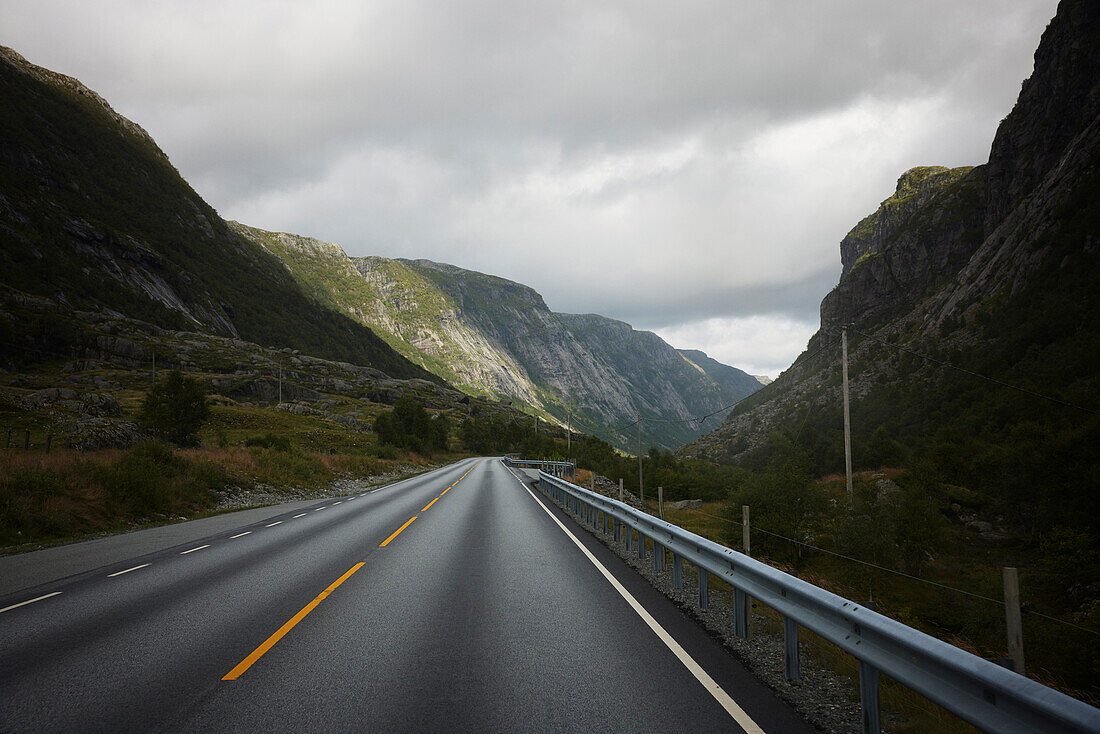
[0,443,224,548]
[622,486,1094,732]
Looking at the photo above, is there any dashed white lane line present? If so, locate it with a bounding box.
[0,592,62,614]
[314,507,327,512]
[266,521,283,527]
[230,531,252,539]
[180,545,210,555]
[514,470,766,734]
[292,513,307,518]
[107,564,150,577]
[333,501,342,505]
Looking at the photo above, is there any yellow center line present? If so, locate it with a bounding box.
[222,562,365,681]
[379,516,418,547]
[440,486,451,496]
[421,497,439,512]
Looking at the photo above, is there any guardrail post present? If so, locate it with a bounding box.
[626,526,633,552]
[860,661,880,734]
[654,543,664,572]
[637,532,646,560]
[784,616,800,680]
[698,568,709,610]
[733,588,749,639]
[673,554,683,589]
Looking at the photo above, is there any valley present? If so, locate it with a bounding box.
[1,1,1099,731]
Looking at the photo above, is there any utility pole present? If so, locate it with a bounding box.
[842,326,853,500]
[637,415,644,504]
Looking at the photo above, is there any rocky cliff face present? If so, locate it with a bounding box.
[0,45,434,382]
[234,222,761,451]
[683,0,1100,466]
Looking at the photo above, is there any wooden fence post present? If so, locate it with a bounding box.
[1004,567,1025,674]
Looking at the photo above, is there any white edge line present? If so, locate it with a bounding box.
[180,544,210,555]
[519,478,766,734]
[230,531,252,538]
[266,521,283,527]
[0,591,62,613]
[107,563,150,577]
[292,513,307,518]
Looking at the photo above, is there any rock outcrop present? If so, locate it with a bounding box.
[682,0,1100,467]
[234,222,762,450]
[0,45,435,382]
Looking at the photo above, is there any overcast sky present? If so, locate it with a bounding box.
[3,0,1058,376]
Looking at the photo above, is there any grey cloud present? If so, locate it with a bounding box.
[1,0,1060,373]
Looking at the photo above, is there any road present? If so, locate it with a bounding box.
[1,458,814,733]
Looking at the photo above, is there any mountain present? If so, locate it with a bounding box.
[0,46,435,383]
[676,349,765,398]
[681,0,1100,532]
[232,223,762,451]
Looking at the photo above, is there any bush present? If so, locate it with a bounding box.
[374,396,448,454]
[96,444,173,515]
[139,370,208,446]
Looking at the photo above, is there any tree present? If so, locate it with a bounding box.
[374,395,449,454]
[138,370,208,446]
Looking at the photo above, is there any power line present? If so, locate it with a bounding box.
[849,326,1099,417]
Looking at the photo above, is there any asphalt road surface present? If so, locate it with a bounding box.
[0,458,816,733]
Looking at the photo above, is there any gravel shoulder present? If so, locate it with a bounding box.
[553,474,866,734]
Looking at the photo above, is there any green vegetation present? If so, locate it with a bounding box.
[0,51,436,382]
[0,441,226,545]
[138,371,208,446]
[374,396,449,455]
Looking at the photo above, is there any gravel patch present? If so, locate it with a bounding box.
[554,481,865,734]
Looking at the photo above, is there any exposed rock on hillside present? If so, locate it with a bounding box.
[683,0,1100,469]
[233,222,762,450]
[0,45,435,382]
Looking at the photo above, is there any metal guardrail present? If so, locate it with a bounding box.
[502,456,575,478]
[519,465,1100,734]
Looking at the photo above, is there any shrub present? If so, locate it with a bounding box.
[374,396,448,454]
[139,370,208,446]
